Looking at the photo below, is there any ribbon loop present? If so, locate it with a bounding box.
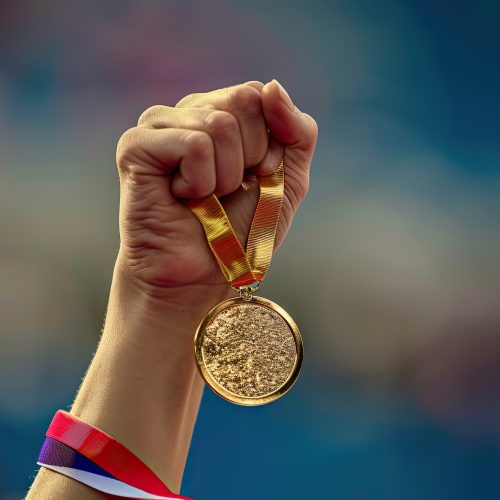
[186,158,284,289]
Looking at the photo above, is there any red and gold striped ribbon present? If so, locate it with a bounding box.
[186,158,284,289]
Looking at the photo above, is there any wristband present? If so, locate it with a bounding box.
[37,410,192,500]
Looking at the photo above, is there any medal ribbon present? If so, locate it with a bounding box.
[186,158,284,289]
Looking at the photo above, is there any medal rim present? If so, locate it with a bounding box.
[194,295,303,406]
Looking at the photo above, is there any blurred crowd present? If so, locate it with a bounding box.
[1,1,499,498]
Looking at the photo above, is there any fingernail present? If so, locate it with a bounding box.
[273,79,294,111]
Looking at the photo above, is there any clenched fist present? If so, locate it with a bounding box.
[115,80,318,302]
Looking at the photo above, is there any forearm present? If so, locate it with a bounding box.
[28,259,231,499]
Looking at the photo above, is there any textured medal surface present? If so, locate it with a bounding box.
[194,296,303,405]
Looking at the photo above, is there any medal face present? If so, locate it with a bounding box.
[194,296,303,406]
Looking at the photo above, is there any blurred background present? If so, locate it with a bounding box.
[1,0,500,498]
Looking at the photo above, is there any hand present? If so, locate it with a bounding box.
[115,80,318,302]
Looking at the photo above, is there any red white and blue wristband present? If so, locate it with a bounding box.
[37,410,192,499]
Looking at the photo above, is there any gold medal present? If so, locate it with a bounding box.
[194,296,303,405]
[187,158,303,406]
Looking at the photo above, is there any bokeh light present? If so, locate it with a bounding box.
[1,1,499,498]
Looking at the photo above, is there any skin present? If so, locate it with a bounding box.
[26,79,318,498]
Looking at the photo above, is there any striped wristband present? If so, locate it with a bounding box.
[37,410,192,499]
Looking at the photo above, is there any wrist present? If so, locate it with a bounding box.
[107,255,233,338]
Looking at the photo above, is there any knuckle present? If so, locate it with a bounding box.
[229,85,262,113]
[118,126,141,145]
[182,130,213,158]
[137,105,166,126]
[243,80,265,91]
[116,127,141,169]
[175,92,202,108]
[203,111,239,141]
[138,104,164,125]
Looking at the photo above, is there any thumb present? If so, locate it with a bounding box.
[261,79,318,153]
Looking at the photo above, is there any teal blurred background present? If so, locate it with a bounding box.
[1,1,500,498]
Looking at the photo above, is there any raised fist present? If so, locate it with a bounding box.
[115,80,318,299]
